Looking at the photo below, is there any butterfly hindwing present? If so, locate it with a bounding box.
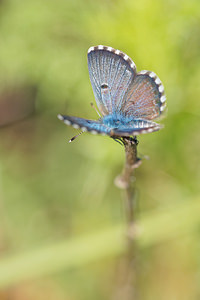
[122,71,166,120]
[87,45,136,116]
[111,119,162,136]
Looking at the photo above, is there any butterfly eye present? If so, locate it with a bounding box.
[101,83,108,89]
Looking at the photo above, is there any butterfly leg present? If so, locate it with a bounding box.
[111,136,139,146]
[111,137,124,146]
[130,136,139,145]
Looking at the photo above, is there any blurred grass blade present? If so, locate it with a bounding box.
[0,198,200,289]
[0,226,125,289]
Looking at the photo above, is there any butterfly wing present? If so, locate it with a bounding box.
[87,45,136,116]
[122,71,166,120]
[58,114,162,137]
[111,119,162,136]
[57,114,111,135]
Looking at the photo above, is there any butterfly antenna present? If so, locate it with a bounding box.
[90,102,101,117]
[69,131,84,143]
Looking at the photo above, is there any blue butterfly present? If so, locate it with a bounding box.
[58,45,166,139]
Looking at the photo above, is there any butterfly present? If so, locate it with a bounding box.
[58,45,166,139]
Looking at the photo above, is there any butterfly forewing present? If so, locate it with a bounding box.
[88,46,136,116]
[122,71,166,120]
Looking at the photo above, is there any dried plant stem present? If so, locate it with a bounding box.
[114,137,142,300]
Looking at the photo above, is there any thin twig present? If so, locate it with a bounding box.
[113,136,142,300]
[115,137,141,190]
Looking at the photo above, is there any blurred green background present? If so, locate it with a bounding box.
[0,0,200,299]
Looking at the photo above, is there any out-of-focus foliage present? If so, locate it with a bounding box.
[0,0,199,299]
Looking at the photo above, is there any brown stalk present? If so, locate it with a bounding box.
[113,136,142,300]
